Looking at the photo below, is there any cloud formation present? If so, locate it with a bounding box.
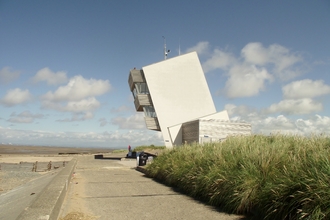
[0,67,20,84]
[31,67,68,85]
[41,75,111,121]
[241,42,302,80]
[99,117,108,127]
[186,41,210,55]
[226,104,330,135]
[267,98,323,115]
[42,75,111,102]
[203,49,236,73]
[0,88,33,107]
[195,42,303,98]
[8,110,44,123]
[56,111,94,122]
[42,97,101,113]
[111,113,146,129]
[282,79,330,99]
[256,115,330,135]
[0,126,163,148]
[110,105,132,113]
[224,64,273,98]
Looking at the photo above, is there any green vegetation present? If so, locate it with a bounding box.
[133,144,166,152]
[111,145,165,154]
[145,134,330,220]
[112,149,127,153]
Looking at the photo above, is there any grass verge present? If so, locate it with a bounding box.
[133,145,166,152]
[145,134,330,220]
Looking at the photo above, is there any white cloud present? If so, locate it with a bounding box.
[202,49,237,73]
[111,113,146,129]
[193,41,304,98]
[241,42,303,80]
[241,42,270,65]
[224,64,273,98]
[8,117,33,123]
[224,104,237,116]
[42,97,100,113]
[225,103,330,136]
[0,88,33,107]
[282,79,330,99]
[226,104,330,136]
[99,117,108,127]
[8,110,44,123]
[40,75,111,121]
[295,115,330,134]
[252,115,330,136]
[31,67,68,85]
[186,41,210,55]
[42,75,111,102]
[224,104,256,117]
[252,115,299,135]
[268,98,322,115]
[110,105,132,113]
[65,97,100,112]
[0,67,20,84]
[56,111,94,122]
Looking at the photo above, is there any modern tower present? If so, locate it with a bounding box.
[128,51,251,147]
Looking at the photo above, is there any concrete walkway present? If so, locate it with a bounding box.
[59,155,245,220]
[0,172,57,220]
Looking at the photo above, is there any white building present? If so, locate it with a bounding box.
[128,52,251,147]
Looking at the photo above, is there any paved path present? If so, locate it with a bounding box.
[0,172,57,220]
[59,155,245,220]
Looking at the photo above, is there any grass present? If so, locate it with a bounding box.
[112,149,127,153]
[133,144,166,152]
[145,134,330,220]
[112,145,165,155]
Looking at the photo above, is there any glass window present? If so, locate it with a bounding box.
[132,88,137,98]
[143,106,157,118]
[135,83,149,94]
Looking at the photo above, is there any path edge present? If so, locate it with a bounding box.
[17,158,77,220]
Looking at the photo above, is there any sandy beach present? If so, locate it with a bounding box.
[0,145,113,195]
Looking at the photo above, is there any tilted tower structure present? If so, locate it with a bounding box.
[128,51,251,148]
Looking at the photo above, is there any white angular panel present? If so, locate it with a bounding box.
[142,52,216,147]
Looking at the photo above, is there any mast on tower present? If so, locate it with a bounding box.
[162,36,170,60]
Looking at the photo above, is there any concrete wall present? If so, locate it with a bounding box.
[167,124,183,146]
[18,159,77,220]
[181,119,252,145]
[142,52,216,147]
[182,120,199,144]
[199,120,252,143]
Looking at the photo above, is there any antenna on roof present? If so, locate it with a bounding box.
[179,38,181,55]
[162,36,170,60]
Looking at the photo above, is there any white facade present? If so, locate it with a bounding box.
[182,119,252,144]
[128,51,250,147]
[142,52,218,147]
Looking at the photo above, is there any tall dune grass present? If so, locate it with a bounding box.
[145,134,330,219]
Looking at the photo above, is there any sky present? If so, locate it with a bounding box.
[1,1,330,149]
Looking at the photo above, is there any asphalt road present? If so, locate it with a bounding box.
[59,155,245,220]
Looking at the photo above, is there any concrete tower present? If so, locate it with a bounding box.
[128,52,251,147]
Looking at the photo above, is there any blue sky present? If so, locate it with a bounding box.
[1,1,330,148]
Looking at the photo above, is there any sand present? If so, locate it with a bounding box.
[0,144,114,195]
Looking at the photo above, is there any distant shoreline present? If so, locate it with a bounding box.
[0,145,115,155]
